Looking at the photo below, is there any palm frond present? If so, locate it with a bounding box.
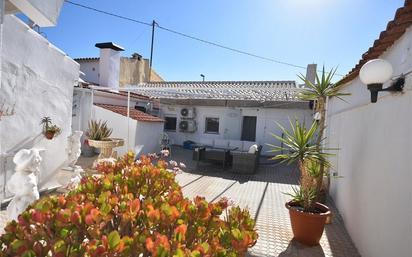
[298,66,350,100]
[268,119,332,166]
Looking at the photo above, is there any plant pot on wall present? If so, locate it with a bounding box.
[41,117,61,140]
[286,201,331,246]
[45,131,56,140]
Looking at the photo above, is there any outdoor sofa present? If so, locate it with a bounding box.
[230,145,262,174]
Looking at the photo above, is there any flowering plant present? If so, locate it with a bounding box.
[0,152,257,256]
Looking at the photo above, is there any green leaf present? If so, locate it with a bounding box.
[22,250,36,257]
[11,239,24,251]
[190,250,201,257]
[231,228,242,240]
[173,249,185,257]
[100,203,112,215]
[201,242,210,253]
[59,228,69,238]
[108,231,121,250]
[53,240,66,252]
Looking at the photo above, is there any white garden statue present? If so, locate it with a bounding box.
[58,131,83,188]
[6,148,44,220]
[65,130,83,170]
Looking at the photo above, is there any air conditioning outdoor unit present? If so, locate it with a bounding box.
[179,120,197,133]
[180,107,196,119]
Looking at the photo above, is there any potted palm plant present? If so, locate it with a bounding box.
[298,67,349,200]
[40,116,61,140]
[269,120,332,246]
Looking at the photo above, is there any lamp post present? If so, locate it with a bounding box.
[359,59,404,103]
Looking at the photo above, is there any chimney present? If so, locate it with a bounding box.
[305,64,317,86]
[95,42,124,88]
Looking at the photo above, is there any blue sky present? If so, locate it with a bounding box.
[42,0,404,82]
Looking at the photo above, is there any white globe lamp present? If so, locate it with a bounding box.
[359,59,403,103]
[360,59,393,85]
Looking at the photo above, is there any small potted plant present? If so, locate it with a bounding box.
[82,120,112,157]
[40,116,61,140]
[86,120,124,159]
[268,120,332,246]
[87,119,113,141]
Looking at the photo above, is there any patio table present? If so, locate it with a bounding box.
[193,146,238,169]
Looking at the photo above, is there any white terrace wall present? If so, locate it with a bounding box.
[326,27,412,257]
[135,121,164,155]
[0,16,79,194]
[93,106,163,155]
[72,89,140,133]
[161,105,312,154]
[93,106,137,156]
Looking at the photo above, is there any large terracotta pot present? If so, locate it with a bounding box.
[285,201,331,246]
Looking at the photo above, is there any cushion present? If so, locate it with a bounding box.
[248,144,258,154]
[242,141,256,152]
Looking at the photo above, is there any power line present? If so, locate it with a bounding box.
[156,25,307,70]
[64,0,344,77]
[65,0,152,26]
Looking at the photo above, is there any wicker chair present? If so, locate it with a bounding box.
[231,145,262,174]
[192,147,206,161]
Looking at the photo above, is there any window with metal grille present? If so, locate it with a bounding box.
[205,117,219,134]
[164,117,177,131]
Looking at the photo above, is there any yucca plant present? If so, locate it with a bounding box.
[268,120,331,210]
[87,120,113,140]
[298,66,349,194]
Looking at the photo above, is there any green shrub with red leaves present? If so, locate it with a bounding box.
[0,152,257,257]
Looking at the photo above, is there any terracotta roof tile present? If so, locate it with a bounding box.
[339,0,412,85]
[95,104,164,122]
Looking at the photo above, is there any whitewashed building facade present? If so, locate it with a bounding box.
[134,80,313,154]
[0,0,79,198]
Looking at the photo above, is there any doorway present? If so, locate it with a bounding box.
[241,116,257,141]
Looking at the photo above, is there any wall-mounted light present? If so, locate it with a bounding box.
[359,59,404,103]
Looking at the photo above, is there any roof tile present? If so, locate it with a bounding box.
[339,0,412,85]
[95,104,164,122]
[129,81,302,102]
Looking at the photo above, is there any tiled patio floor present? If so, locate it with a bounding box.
[171,147,360,257]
